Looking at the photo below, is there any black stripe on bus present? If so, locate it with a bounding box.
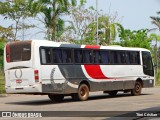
[58,44,88,83]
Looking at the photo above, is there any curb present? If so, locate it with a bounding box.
[0,94,7,97]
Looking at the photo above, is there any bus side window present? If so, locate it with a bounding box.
[100,51,109,64]
[53,49,62,63]
[118,51,126,64]
[126,51,130,64]
[74,49,83,63]
[40,48,51,64]
[83,50,92,63]
[93,50,100,63]
[137,52,140,64]
[62,49,72,63]
[130,51,140,64]
[117,52,121,64]
[110,51,118,64]
[126,51,140,65]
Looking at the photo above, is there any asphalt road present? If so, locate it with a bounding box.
[0,87,160,120]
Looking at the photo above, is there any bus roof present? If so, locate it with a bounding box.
[30,40,150,52]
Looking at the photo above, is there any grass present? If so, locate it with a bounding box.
[156,82,160,86]
[155,70,160,86]
[0,72,5,94]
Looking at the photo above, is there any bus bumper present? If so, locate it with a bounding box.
[143,79,154,88]
[5,84,42,94]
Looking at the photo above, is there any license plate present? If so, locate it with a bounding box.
[16,79,22,83]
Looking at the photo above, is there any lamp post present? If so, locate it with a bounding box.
[96,0,99,45]
[22,17,25,41]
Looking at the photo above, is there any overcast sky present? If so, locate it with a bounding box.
[0,0,160,40]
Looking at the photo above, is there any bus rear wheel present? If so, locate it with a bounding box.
[131,81,142,96]
[48,94,64,102]
[72,84,89,101]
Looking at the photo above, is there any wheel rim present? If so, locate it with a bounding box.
[135,83,141,94]
[78,84,89,101]
[80,87,87,97]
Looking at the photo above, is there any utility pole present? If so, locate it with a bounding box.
[96,0,99,45]
[22,17,25,41]
[156,37,158,74]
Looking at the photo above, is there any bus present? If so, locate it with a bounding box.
[4,40,154,102]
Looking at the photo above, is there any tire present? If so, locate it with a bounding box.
[108,91,118,97]
[48,94,64,102]
[131,81,142,96]
[72,84,89,101]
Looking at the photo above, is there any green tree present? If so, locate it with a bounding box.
[87,15,121,45]
[150,12,160,82]
[116,29,152,50]
[0,41,5,71]
[150,33,160,73]
[0,25,13,70]
[29,0,77,41]
[60,2,96,44]
[0,25,14,41]
[98,15,116,45]
[0,0,33,41]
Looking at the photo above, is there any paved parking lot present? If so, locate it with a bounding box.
[0,87,160,120]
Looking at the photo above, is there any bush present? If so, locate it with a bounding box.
[156,70,160,86]
[0,41,4,71]
[0,73,4,94]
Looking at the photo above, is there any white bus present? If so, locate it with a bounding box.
[4,40,154,102]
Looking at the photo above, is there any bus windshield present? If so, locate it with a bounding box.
[142,51,154,76]
[6,41,31,62]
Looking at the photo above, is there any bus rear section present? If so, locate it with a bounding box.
[4,41,42,94]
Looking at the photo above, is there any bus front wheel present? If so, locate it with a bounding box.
[131,81,142,96]
[72,84,89,101]
[48,94,64,102]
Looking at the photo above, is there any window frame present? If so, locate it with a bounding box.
[39,47,52,65]
[40,47,74,65]
[9,41,32,62]
[142,51,154,76]
[125,51,141,65]
[39,46,141,65]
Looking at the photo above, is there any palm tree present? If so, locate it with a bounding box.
[98,16,116,45]
[150,33,160,74]
[87,15,123,45]
[29,0,77,41]
[150,12,160,75]
[150,12,160,29]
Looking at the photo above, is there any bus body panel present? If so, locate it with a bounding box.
[4,41,41,93]
[41,65,66,84]
[5,68,42,93]
[100,65,144,78]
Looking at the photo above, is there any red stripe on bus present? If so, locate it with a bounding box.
[84,65,109,79]
[6,44,10,62]
[85,45,100,49]
[84,45,109,79]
